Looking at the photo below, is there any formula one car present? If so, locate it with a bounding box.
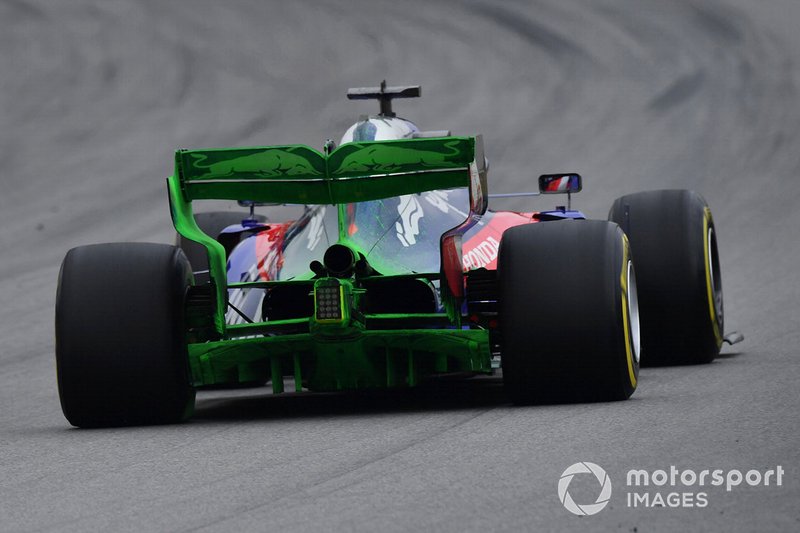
[55,83,736,427]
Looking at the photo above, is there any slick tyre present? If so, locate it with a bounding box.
[176,211,265,283]
[498,220,640,404]
[56,243,196,427]
[609,190,723,365]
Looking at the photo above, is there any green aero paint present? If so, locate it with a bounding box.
[176,137,475,203]
[187,328,491,391]
[188,146,325,179]
[169,136,491,391]
[330,139,466,175]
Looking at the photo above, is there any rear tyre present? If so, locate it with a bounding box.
[498,220,639,404]
[176,211,265,283]
[56,243,196,427]
[609,190,723,365]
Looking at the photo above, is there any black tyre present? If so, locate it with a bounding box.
[56,243,196,427]
[498,220,640,404]
[609,190,723,365]
[176,211,265,283]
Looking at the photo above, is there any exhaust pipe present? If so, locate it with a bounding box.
[323,244,356,278]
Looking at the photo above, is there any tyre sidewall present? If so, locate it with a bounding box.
[56,243,195,427]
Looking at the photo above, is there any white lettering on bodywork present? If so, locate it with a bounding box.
[396,195,424,247]
[463,236,500,269]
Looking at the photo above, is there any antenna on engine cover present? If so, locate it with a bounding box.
[346,80,421,117]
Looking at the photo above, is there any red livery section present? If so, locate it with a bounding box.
[462,211,536,270]
[255,223,290,281]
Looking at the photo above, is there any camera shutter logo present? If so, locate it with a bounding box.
[558,462,613,516]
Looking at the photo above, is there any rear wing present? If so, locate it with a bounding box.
[167,136,487,334]
[172,136,477,204]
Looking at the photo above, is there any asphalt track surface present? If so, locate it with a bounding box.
[2,0,799,531]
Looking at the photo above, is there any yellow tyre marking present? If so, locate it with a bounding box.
[620,234,637,388]
[702,208,723,347]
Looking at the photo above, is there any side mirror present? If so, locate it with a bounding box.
[538,173,582,194]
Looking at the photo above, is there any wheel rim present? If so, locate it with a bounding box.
[627,260,641,364]
[707,227,724,326]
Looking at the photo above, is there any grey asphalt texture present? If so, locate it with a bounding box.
[2,0,799,531]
